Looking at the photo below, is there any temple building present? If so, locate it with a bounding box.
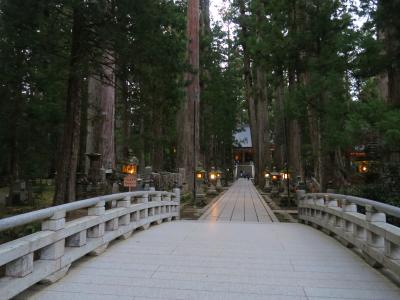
[233,125,255,178]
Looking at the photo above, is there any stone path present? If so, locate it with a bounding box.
[19,180,400,300]
[199,179,277,223]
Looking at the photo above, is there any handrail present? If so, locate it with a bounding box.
[302,192,400,218]
[0,190,174,232]
[297,190,400,279]
[0,188,180,300]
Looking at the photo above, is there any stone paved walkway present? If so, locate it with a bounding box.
[200,179,277,223]
[19,181,400,300]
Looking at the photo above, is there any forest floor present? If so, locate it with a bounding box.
[0,187,7,207]
[0,185,54,219]
[258,189,298,223]
[180,188,228,220]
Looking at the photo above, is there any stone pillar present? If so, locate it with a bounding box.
[342,200,356,234]
[41,211,66,260]
[173,188,181,219]
[87,201,106,238]
[296,190,305,205]
[40,210,70,283]
[365,205,386,249]
[117,196,131,226]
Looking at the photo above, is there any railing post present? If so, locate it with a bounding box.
[342,199,356,234]
[173,187,180,220]
[87,200,106,238]
[40,210,69,283]
[88,201,108,255]
[41,211,66,260]
[137,193,150,230]
[117,196,131,226]
[160,193,169,216]
[365,205,386,249]
[296,190,305,206]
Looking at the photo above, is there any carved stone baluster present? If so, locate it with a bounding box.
[172,188,181,220]
[366,205,385,249]
[40,210,70,283]
[138,193,150,230]
[88,201,108,255]
[118,196,134,239]
[342,200,356,235]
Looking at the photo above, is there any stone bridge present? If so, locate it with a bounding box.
[1,179,400,299]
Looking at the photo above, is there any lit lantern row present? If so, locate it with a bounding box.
[195,168,223,181]
[264,170,290,182]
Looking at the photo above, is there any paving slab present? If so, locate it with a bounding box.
[19,221,400,300]
[200,178,277,222]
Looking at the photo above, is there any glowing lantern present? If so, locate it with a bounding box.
[195,168,206,180]
[122,163,137,175]
[209,168,217,181]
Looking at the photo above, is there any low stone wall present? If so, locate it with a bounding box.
[0,189,180,299]
[298,192,400,277]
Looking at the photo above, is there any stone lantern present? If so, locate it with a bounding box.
[264,169,272,193]
[195,167,206,200]
[207,167,218,196]
[216,169,223,192]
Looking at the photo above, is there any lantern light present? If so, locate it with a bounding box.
[195,167,206,180]
[358,162,369,173]
[209,168,218,181]
[122,163,137,175]
[270,171,280,182]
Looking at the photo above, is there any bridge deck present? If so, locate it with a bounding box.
[20,181,400,300]
[200,179,277,223]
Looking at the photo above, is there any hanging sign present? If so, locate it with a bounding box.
[124,175,137,188]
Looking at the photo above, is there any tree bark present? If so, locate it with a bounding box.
[54,8,86,204]
[177,0,200,190]
[255,67,270,184]
[99,51,116,172]
[86,51,116,180]
[377,1,400,106]
[287,1,303,180]
[238,0,270,185]
[152,105,164,171]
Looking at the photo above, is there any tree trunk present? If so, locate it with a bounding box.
[86,51,116,183]
[255,67,269,184]
[377,1,400,106]
[152,106,164,171]
[200,0,210,35]
[177,0,200,190]
[273,83,285,170]
[238,0,270,185]
[238,0,257,178]
[99,51,116,172]
[54,8,85,204]
[288,119,303,179]
[121,75,130,161]
[288,69,303,180]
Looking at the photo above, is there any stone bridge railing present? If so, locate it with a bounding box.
[0,188,180,299]
[298,191,400,277]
